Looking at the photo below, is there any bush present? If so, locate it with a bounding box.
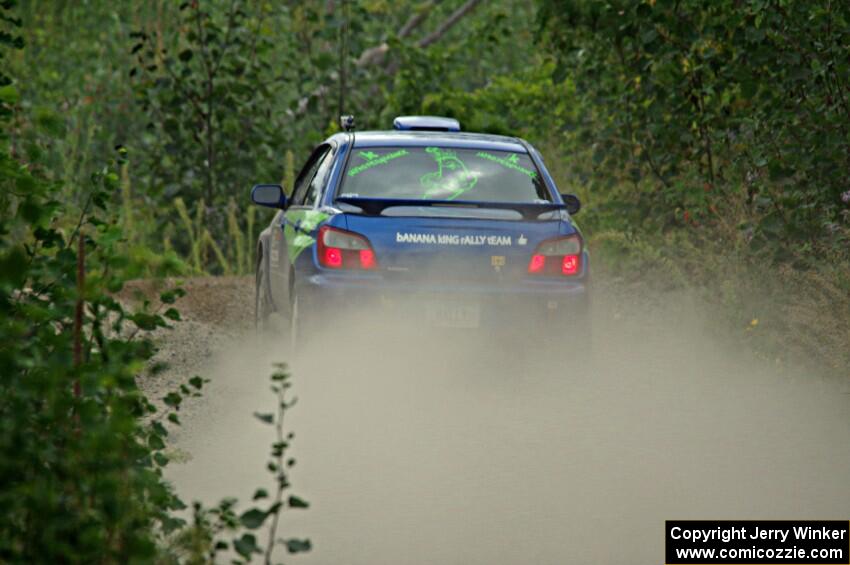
[0,5,310,558]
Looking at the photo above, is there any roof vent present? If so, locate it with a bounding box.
[393,116,461,132]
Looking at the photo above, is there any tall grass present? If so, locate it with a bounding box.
[282,150,295,196]
[120,162,135,245]
[173,197,257,276]
[174,197,203,273]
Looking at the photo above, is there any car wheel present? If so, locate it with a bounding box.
[255,254,274,332]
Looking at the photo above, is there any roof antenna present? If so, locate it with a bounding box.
[340,115,355,132]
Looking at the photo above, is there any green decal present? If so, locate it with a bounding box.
[420,147,478,200]
[283,209,329,263]
[347,149,409,176]
[476,151,538,179]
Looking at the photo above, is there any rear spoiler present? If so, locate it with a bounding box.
[334,196,564,220]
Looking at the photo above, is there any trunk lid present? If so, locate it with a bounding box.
[343,211,566,282]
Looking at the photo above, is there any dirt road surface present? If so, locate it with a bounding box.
[151,276,850,564]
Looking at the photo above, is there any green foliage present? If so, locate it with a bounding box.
[518,0,850,373]
[0,139,184,560]
[379,1,539,127]
[129,1,289,273]
[0,5,22,124]
[0,140,310,560]
[420,62,577,137]
[2,4,311,560]
[538,0,850,253]
[131,2,286,208]
[9,2,158,197]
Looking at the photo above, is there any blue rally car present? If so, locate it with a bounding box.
[251,116,589,347]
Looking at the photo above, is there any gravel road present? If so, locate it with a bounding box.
[124,276,254,416]
[144,276,850,564]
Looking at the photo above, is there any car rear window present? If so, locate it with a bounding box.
[338,146,551,203]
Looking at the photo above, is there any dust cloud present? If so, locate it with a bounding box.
[166,288,850,564]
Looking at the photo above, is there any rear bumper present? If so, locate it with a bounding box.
[294,272,590,329]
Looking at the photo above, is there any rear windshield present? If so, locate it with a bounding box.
[338,146,551,203]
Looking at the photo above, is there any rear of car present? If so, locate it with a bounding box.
[292,130,589,343]
[252,118,590,353]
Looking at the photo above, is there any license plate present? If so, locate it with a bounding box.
[424,302,480,328]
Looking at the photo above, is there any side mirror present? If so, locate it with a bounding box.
[560,193,581,215]
[251,184,287,209]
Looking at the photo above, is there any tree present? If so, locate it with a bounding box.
[538,0,850,251]
[132,1,287,207]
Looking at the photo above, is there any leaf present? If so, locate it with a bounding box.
[239,508,268,529]
[641,29,657,45]
[159,290,178,304]
[131,312,163,331]
[152,421,168,438]
[170,497,188,511]
[189,376,204,390]
[148,433,166,450]
[104,172,120,189]
[288,495,309,509]
[164,307,181,321]
[254,412,274,424]
[233,533,260,559]
[92,190,109,210]
[285,538,312,554]
[161,515,186,534]
[252,488,268,500]
[164,392,182,408]
[0,85,19,104]
[272,441,288,456]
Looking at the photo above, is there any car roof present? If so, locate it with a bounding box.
[348,130,527,153]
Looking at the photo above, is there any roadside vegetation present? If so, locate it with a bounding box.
[1,4,309,561]
[533,0,850,374]
[1,0,848,561]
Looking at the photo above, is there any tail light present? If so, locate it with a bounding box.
[527,234,582,276]
[317,225,378,270]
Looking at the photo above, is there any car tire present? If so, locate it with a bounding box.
[255,253,275,332]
